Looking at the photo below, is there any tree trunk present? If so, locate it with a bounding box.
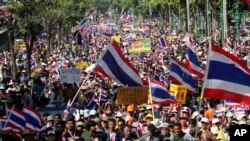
[57,22,62,47]
[9,30,17,80]
[25,34,35,77]
[46,34,51,56]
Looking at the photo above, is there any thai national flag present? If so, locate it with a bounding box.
[0,117,20,133]
[23,104,46,133]
[202,44,250,105]
[159,75,169,87]
[158,36,169,47]
[64,100,72,118]
[215,109,224,117]
[183,34,204,78]
[149,79,176,105]
[186,47,204,78]
[95,40,145,86]
[169,57,195,92]
[86,96,98,109]
[6,107,26,133]
[99,89,108,103]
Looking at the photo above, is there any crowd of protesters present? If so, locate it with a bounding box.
[0,17,250,141]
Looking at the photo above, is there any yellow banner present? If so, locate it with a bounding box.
[128,38,152,53]
[111,36,120,43]
[166,35,178,40]
[75,61,88,69]
[170,84,187,104]
[116,87,149,105]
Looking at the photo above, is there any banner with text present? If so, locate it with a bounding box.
[59,68,81,84]
[128,38,152,53]
[170,84,187,104]
[116,87,149,105]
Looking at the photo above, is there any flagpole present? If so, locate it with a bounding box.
[194,40,212,139]
[70,69,93,105]
[148,77,155,120]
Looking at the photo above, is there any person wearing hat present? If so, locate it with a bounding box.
[47,115,55,129]
[45,130,56,141]
[139,124,162,141]
[199,118,213,141]
[145,113,154,125]
[76,120,85,134]
[159,123,174,141]
[19,69,29,83]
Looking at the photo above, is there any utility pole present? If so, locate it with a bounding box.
[186,0,191,33]
[223,0,227,40]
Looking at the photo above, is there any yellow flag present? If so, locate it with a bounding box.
[216,129,227,141]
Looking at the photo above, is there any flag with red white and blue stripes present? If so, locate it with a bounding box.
[149,79,176,105]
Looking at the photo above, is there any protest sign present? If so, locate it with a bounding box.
[170,84,187,104]
[59,68,81,84]
[128,38,152,53]
[116,87,149,105]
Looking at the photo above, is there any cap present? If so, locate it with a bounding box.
[22,70,26,73]
[76,121,85,127]
[191,111,199,119]
[47,130,55,136]
[200,117,209,123]
[146,114,153,119]
[47,115,54,121]
[159,123,168,128]
[115,112,123,118]
[212,118,220,124]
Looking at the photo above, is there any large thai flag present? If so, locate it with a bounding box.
[186,47,204,78]
[6,107,26,133]
[149,80,176,104]
[202,44,250,105]
[95,40,144,86]
[23,104,46,133]
[169,58,195,92]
